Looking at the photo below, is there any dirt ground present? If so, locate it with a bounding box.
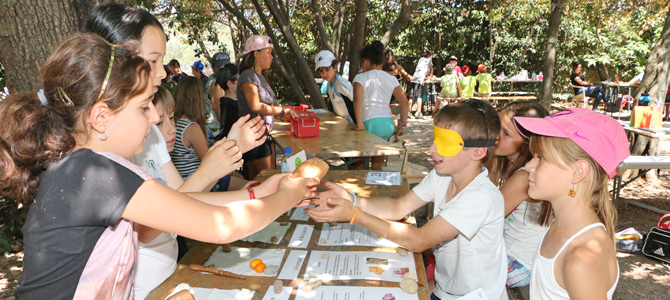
[1,102,669,299]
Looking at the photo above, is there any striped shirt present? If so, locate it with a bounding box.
[170,118,201,179]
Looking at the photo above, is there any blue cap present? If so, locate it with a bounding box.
[193,61,204,71]
[285,147,292,154]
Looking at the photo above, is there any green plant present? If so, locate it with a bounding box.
[0,195,27,253]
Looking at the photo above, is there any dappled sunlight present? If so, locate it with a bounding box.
[619,258,670,285]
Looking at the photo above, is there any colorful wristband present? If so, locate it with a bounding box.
[349,191,358,207]
[247,187,256,200]
[349,206,362,224]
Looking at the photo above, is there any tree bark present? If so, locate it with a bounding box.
[250,0,307,105]
[312,0,334,53]
[380,0,425,47]
[217,0,260,36]
[635,7,670,108]
[538,0,564,111]
[0,0,115,94]
[263,0,326,108]
[331,1,347,56]
[348,0,367,82]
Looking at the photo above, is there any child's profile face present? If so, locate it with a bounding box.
[104,83,159,159]
[494,113,524,158]
[318,66,337,82]
[429,140,473,177]
[155,102,177,152]
[139,25,167,93]
[524,144,573,201]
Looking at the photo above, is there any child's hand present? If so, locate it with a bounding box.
[312,181,352,209]
[166,290,195,300]
[396,128,406,137]
[228,115,267,154]
[351,124,365,131]
[200,138,243,179]
[277,175,320,202]
[252,173,289,198]
[305,197,357,223]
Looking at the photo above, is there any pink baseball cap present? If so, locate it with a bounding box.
[513,108,629,179]
[242,35,274,56]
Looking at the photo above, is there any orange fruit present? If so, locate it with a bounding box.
[249,258,263,269]
[254,262,266,273]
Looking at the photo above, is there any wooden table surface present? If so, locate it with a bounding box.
[619,120,670,140]
[271,111,404,159]
[146,169,429,300]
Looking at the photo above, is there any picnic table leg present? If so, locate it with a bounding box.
[625,134,660,182]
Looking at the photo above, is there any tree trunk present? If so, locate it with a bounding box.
[250,0,308,105]
[194,30,212,63]
[538,0,564,111]
[348,0,367,82]
[635,7,670,107]
[0,0,114,94]
[331,1,347,56]
[380,0,424,47]
[312,0,334,53]
[263,0,326,108]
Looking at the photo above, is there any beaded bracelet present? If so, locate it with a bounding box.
[350,206,362,224]
[348,191,358,207]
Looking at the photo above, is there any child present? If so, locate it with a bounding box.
[514,108,627,299]
[408,50,434,119]
[215,63,241,139]
[171,76,210,179]
[486,101,550,287]
[475,64,493,97]
[435,64,463,112]
[351,41,409,170]
[307,100,508,300]
[2,33,317,299]
[459,65,477,98]
[315,50,356,124]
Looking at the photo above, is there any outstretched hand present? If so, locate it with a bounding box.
[277,175,320,203]
[199,138,243,179]
[228,114,267,154]
[305,197,357,223]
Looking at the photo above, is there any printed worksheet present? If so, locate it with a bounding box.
[241,222,292,244]
[277,250,308,280]
[319,223,398,247]
[295,285,418,300]
[288,224,314,248]
[303,250,415,282]
[204,247,286,277]
[365,171,402,185]
[165,287,254,300]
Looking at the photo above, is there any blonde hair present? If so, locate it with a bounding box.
[154,86,175,114]
[529,135,617,237]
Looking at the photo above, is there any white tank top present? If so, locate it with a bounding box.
[529,223,618,299]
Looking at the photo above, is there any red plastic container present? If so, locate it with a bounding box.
[283,104,309,112]
[291,116,320,138]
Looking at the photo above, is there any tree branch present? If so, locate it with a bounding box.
[312,0,334,53]
[381,0,425,47]
[217,0,260,35]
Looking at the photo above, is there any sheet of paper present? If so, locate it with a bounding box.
[289,224,314,248]
[295,285,419,300]
[166,287,254,300]
[240,221,292,244]
[290,205,313,221]
[303,250,416,282]
[366,172,402,185]
[277,250,308,280]
[204,247,286,277]
[319,223,398,247]
[261,286,293,300]
[456,288,488,300]
[308,109,329,113]
[287,150,308,172]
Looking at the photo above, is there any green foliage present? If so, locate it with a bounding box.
[0,196,27,253]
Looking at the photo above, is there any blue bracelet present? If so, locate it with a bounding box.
[349,191,358,206]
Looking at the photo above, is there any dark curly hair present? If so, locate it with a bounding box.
[0,33,151,204]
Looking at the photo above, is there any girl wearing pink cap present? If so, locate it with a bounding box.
[237,35,299,179]
[513,108,629,299]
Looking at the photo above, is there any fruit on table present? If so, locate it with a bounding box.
[254,262,267,273]
[249,258,263,269]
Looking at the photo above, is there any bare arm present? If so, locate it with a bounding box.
[122,176,319,244]
[500,169,533,216]
[399,65,413,82]
[573,76,592,86]
[241,82,281,116]
[562,238,617,300]
[209,84,223,122]
[352,82,366,130]
[183,123,209,160]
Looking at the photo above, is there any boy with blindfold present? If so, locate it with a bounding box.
[306,100,508,300]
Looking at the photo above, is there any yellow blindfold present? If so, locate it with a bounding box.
[433,126,496,157]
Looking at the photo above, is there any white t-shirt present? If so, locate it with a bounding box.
[411,57,433,84]
[504,200,547,269]
[327,74,355,123]
[129,124,179,299]
[352,69,399,121]
[413,168,508,300]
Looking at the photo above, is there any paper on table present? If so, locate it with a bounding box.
[456,288,489,300]
[165,287,254,300]
[204,247,286,277]
[295,285,419,300]
[286,150,307,172]
[304,250,416,282]
[366,172,402,186]
[290,205,313,221]
[277,250,308,280]
[288,224,314,248]
[261,286,293,300]
[240,221,292,244]
[319,223,398,247]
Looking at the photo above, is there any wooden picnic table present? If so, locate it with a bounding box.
[492,79,542,92]
[470,95,537,107]
[145,169,429,300]
[271,111,404,159]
